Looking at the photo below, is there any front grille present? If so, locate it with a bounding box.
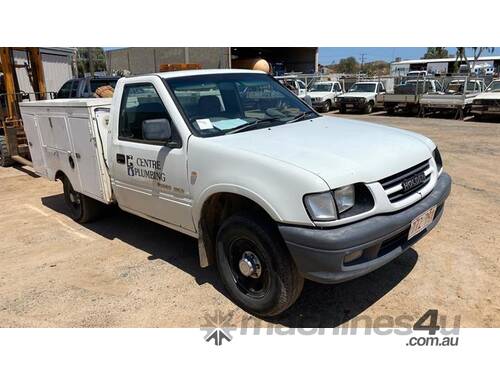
[339,96,361,103]
[474,99,500,106]
[380,160,431,203]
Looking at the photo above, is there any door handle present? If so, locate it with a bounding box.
[116,153,125,164]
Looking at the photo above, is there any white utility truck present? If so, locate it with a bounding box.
[420,78,485,119]
[471,79,500,119]
[307,81,343,112]
[335,81,386,114]
[19,69,451,316]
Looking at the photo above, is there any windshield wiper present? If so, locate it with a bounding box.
[226,117,282,134]
[287,110,316,123]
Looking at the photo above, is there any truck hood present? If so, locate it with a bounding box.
[206,116,435,189]
[339,91,376,99]
[307,91,331,98]
[474,91,500,100]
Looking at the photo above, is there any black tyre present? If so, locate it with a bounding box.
[323,100,332,112]
[364,101,373,114]
[339,105,347,114]
[62,176,102,223]
[0,137,14,167]
[215,214,304,317]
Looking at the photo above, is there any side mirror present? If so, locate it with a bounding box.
[142,118,172,142]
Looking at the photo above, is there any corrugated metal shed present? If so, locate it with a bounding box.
[13,48,75,99]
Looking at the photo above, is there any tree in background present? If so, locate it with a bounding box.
[364,60,390,76]
[470,47,495,71]
[422,47,449,59]
[455,47,495,72]
[76,48,107,77]
[334,57,359,74]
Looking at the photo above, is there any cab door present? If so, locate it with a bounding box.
[110,80,194,232]
[376,82,386,104]
[297,80,307,97]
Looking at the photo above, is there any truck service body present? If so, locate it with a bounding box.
[20,69,451,316]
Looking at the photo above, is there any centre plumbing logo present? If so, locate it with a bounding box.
[200,310,237,346]
[126,155,135,176]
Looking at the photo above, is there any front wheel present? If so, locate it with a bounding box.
[364,101,373,114]
[323,100,332,112]
[62,176,102,223]
[215,214,304,317]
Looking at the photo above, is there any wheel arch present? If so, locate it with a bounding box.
[54,170,68,182]
[195,186,283,268]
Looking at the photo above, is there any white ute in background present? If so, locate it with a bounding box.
[19,69,451,317]
[335,81,386,114]
[307,81,343,112]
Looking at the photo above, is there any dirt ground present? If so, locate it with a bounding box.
[0,112,499,328]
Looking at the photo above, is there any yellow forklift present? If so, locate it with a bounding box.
[0,47,47,167]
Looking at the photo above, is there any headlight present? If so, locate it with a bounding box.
[334,185,355,213]
[433,147,443,172]
[304,192,337,221]
[304,184,357,221]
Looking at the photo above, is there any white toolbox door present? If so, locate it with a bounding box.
[22,113,47,177]
[68,116,104,201]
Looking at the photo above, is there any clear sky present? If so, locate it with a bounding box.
[318,47,500,64]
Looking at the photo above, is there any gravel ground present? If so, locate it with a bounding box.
[0,112,499,328]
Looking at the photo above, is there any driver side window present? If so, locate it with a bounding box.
[118,83,172,143]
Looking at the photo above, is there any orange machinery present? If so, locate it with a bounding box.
[0,47,47,167]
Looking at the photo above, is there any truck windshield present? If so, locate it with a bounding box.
[349,83,376,92]
[486,81,500,92]
[164,73,316,137]
[309,83,332,92]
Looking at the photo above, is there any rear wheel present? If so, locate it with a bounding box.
[62,176,102,223]
[215,214,304,317]
[0,136,14,167]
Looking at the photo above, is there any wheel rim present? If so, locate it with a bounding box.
[225,237,270,299]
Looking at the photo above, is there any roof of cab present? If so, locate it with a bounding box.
[155,69,266,80]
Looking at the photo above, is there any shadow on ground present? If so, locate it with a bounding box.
[42,193,418,328]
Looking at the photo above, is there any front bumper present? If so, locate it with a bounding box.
[471,104,500,115]
[279,173,452,284]
[311,100,326,108]
[337,100,367,110]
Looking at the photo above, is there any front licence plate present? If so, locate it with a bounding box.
[408,206,436,240]
[346,104,354,108]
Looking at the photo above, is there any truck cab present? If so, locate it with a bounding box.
[20,69,451,317]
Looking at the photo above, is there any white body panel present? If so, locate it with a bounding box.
[20,99,113,204]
